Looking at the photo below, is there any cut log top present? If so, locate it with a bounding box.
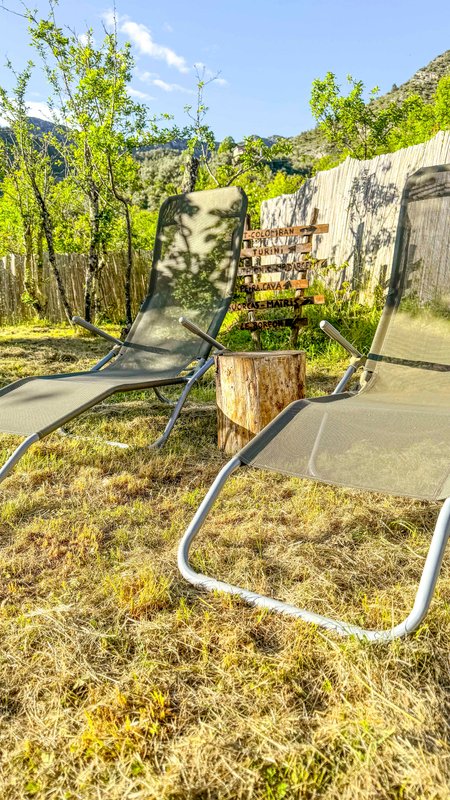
[216,350,303,359]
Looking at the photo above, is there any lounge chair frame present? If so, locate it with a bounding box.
[0,187,248,485]
[178,454,450,643]
[65,317,215,450]
[0,320,214,486]
[176,317,450,642]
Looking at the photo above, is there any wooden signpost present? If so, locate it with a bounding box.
[235,211,328,347]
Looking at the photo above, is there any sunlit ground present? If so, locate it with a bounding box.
[0,324,448,800]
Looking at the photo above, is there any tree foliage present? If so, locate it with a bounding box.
[387,75,450,151]
[28,10,166,321]
[5,6,449,326]
[310,72,406,160]
[0,62,72,319]
[310,71,450,167]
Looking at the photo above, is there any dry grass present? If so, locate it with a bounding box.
[0,323,449,800]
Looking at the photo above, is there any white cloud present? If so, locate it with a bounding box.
[136,68,193,94]
[151,78,193,94]
[136,69,159,82]
[102,9,116,30]
[0,100,55,127]
[78,32,96,46]
[121,20,189,72]
[101,11,226,88]
[128,86,154,100]
[102,10,190,73]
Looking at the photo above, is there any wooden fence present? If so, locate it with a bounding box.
[3,132,450,324]
[261,130,450,299]
[0,250,152,325]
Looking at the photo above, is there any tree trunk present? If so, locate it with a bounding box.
[35,226,47,317]
[105,155,134,329]
[181,155,200,193]
[22,218,44,317]
[85,188,101,322]
[30,177,73,323]
[123,202,133,328]
[215,350,306,456]
[93,248,106,320]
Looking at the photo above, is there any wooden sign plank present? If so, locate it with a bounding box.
[230,298,304,312]
[238,270,308,278]
[238,266,327,280]
[238,279,309,293]
[238,261,327,278]
[242,224,329,240]
[230,295,325,312]
[238,260,309,275]
[240,318,309,331]
[285,294,325,306]
[240,243,312,258]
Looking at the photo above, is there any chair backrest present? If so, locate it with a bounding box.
[238,165,449,501]
[365,164,450,400]
[114,186,247,373]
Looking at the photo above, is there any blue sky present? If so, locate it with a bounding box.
[0,0,449,140]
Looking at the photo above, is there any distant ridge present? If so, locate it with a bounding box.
[379,49,450,105]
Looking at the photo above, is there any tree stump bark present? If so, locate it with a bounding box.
[215,350,306,455]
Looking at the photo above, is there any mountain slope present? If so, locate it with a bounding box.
[379,49,450,105]
[290,49,450,167]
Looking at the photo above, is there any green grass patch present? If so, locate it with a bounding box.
[0,320,448,799]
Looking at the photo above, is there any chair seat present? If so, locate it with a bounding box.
[0,369,186,437]
[240,376,450,501]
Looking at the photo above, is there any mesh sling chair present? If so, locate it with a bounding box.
[178,165,450,642]
[0,186,248,485]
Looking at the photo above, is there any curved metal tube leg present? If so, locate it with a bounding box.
[178,463,450,642]
[57,359,214,451]
[0,434,40,486]
[153,386,178,407]
[149,358,214,450]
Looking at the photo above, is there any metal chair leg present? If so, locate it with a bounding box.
[59,358,214,451]
[153,387,178,407]
[178,460,450,642]
[149,358,214,449]
[0,434,40,486]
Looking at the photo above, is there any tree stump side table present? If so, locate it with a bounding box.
[214,350,306,456]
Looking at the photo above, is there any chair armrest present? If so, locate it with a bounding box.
[72,317,124,347]
[319,319,362,358]
[179,316,227,352]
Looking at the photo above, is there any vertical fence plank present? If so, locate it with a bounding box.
[0,250,153,324]
[262,131,450,294]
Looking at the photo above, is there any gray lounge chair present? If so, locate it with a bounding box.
[0,186,248,484]
[178,164,450,642]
